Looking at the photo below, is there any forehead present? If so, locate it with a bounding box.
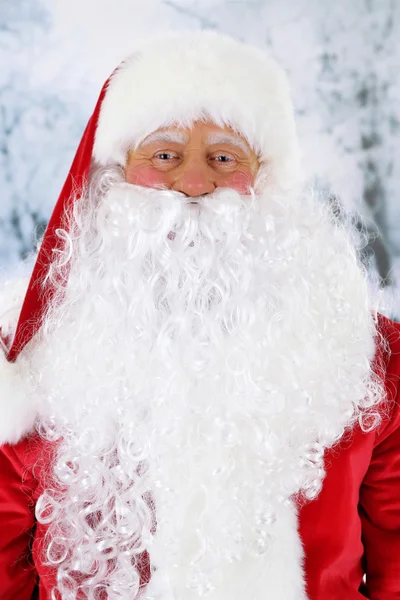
[140,121,252,151]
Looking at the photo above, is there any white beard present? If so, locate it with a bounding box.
[23,171,383,600]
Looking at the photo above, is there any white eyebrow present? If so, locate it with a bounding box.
[205,132,251,154]
[140,131,190,147]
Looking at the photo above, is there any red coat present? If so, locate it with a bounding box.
[1,315,400,600]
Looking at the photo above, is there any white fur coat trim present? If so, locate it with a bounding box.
[93,31,302,189]
[145,501,308,600]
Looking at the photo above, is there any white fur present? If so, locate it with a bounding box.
[145,501,307,600]
[93,31,302,190]
[0,275,37,444]
[0,274,30,339]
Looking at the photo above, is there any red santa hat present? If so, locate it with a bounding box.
[2,30,301,362]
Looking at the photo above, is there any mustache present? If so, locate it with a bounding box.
[85,166,264,248]
[93,182,258,252]
[109,181,255,210]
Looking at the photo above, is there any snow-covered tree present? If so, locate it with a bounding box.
[311,0,400,285]
[0,0,88,269]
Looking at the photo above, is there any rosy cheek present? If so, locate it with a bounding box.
[125,164,170,188]
[218,169,254,194]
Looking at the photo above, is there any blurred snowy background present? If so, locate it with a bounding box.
[1,0,399,317]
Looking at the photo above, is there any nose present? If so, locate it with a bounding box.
[172,163,216,198]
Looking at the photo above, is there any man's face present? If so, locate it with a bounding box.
[125,121,260,196]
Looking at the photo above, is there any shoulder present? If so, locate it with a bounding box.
[377,312,400,350]
[375,313,400,443]
[0,433,46,490]
[377,313,400,391]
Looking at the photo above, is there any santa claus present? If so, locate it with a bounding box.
[0,31,399,600]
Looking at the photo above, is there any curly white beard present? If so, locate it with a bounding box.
[23,168,384,600]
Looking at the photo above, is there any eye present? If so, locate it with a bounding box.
[154,152,177,161]
[209,153,237,168]
[215,155,233,162]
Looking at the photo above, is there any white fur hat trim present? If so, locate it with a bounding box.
[93,31,302,189]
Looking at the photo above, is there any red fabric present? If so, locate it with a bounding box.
[0,316,399,600]
[4,78,111,363]
[298,315,400,600]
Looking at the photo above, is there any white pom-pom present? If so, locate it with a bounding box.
[0,273,36,445]
[0,350,36,445]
